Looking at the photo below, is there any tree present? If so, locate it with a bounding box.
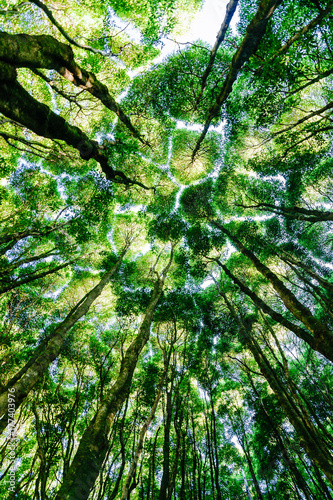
[1,0,333,499]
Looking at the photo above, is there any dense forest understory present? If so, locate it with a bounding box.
[1,0,333,498]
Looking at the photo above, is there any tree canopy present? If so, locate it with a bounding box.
[1,0,333,499]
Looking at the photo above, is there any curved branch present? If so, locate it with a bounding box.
[0,32,147,144]
[194,0,239,109]
[28,0,117,57]
[236,202,333,222]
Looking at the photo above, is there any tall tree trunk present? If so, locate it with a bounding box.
[107,416,127,500]
[0,246,128,432]
[282,256,333,294]
[54,251,173,500]
[0,31,143,142]
[242,431,264,500]
[204,411,216,500]
[246,373,315,500]
[191,414,199,500]
[159,381,173,500]
[215,223,332,340]
[209,394,222,500]
[241,467,254,500]
[0,220,72,256]
[0,63,148,190]
[179,430,186,500]
[120,349,171,500]
[223,293,333,486]
[192,0,283,159]
[215,261,318,353]
[213,224,333,361]
[238,202,333,223]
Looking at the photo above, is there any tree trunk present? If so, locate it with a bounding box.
[0,247,128,430]
[192,0,283,159]
[54,251,173,500]
[247,374,315,500]
[120,350,171,500]
[150,426,161,500]
[214,224,333,358]
[0,63,148,190]
[222,293,333,487]
[159,385,173,500]
[242,434,264,500]
[215,261,332,360]
[209,394,222,500]
[0,31,143,142]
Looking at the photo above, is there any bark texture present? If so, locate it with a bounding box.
[0,32,144,142]
[223,294,333,488]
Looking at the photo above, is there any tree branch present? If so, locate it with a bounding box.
[192,0,283,161]
[194,0,239,110]
[0,32,147,144]
[28,0,118,57]
[0,71,153,190]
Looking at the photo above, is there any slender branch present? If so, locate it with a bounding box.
[258,101,333,146]
[236,201,333,222]
[195,0,239,109]
[268,2,333,64]
[28,0,117,57]
[192,0,283,161]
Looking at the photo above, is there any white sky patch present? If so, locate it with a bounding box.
[226,240,237,256]
[231,434,243,453]
[139,243,151,254]
[201,276,214,289]
[107,7,142,45]
[130,204,146,212]
[114,203,146,214]
[176,120,203,132]
[314,257,333,271]
[152,0,239,65]
[44,284,68,299]
[178,0,239,46]
[201,265,219,289]
[132,242,151,261]
[174,185,185,211]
